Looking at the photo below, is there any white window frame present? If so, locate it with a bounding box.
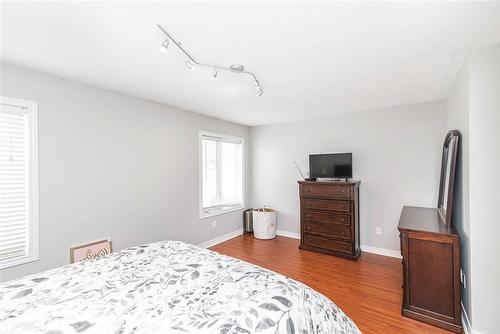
[0,96,39,270]
[199,131,245,219]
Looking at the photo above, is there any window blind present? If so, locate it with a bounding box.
[200,133,243,216]
[0,103,31,261]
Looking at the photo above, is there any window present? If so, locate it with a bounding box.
[200,131,244,218]
[0,97,39,269]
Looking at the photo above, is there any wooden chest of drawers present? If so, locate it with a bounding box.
[398,206,462,333]
[298,181,360,260]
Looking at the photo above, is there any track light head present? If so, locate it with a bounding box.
[255,81,264,97]
[160,39,169,53]
[185,60,195,70]
[211,68,218,79]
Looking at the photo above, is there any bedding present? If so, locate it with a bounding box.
[0,240,360,334]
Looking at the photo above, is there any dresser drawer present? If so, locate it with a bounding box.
[304,221,351,241]
[303,211,350,226]
[302,198,350,213]
[304,234,352,254]
[301,184,352,199]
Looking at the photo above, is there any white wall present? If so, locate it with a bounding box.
[251,101,445,251]
[0,64,250,282]
[468,44,500,334]
[445,58,471,322]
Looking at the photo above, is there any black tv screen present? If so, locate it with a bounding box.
[309,153,352,179]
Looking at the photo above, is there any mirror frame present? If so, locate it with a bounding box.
[437,130,460,227]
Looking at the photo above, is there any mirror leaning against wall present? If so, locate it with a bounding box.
[437,130,460,227]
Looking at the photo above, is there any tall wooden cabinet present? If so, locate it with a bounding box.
[298,181,360,260]
[398,206,462,333]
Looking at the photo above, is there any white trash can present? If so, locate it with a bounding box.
[253,207,277,239]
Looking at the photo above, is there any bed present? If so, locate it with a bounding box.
[0,240,360,334]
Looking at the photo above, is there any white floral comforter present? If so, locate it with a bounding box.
[0,240,360,334]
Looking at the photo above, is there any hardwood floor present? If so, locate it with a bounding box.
[210,235,454,334]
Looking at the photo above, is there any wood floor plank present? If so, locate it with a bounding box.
[210,235,454,334]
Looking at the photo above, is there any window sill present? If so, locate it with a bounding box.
[200,205,246,219]
[0,253,39,270]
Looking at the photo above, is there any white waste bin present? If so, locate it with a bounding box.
[253,207,277,239]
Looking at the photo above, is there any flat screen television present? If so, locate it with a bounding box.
[309,153,352,179]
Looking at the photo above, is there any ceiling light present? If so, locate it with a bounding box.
[185,60,195,70]
[160,39,169,53]
[157,24,264,97]
[255,81,263,97]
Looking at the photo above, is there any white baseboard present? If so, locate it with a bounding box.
[461,302,481,334]
[360,244,402,259]
[276,230,300,239]
[199,229,300,248]
[275,230,402,259]
[198,229,243,249]
[201,228,401,260]
[462,302,471,334]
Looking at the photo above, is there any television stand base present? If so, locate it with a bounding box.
[316,178,350,182]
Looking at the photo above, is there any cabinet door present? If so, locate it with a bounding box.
[407,235,458,323]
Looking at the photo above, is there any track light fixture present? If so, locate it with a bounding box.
[157,24,263,96]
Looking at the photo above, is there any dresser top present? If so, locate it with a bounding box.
[398,206,458,237]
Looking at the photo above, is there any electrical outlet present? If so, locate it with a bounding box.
[460,269,467,289]
[212,221,217,228]
[376,227,382,235]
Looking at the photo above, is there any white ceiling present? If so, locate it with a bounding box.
[1,2,500,126]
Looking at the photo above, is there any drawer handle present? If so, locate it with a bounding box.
[306,213,311,219]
